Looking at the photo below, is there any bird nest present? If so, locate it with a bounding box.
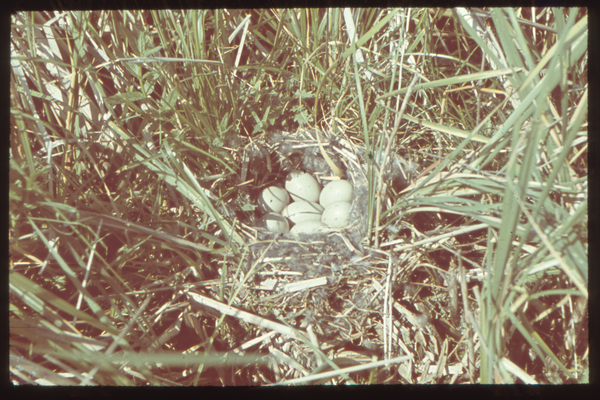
[188,127,480,383]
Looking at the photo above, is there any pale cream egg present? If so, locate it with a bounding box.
[262,213,290,233]
[258,186,290,213]
[285,171,321,202]
[321,201,352,228]
[290,220,327,235]
[282,200,324,225]
[319,180,353,209]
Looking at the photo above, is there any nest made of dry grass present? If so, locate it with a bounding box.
[185,127,485,384]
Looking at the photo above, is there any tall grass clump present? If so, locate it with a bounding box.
[10,8,587,385]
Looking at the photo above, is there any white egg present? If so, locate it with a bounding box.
[258,186,290,213]
[262,213,290,233]
[321,201,352,228]
[319,180,354,209]
[285,171,321,202]
[290,220,327,235]
[282,201,324,225]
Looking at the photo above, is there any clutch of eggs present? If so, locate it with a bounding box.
[259,171,354,233]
